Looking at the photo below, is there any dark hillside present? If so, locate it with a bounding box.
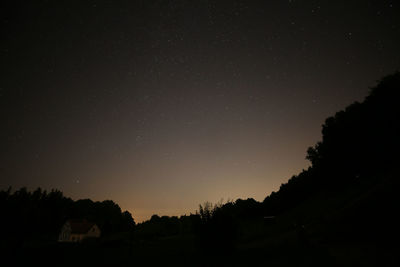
[263,72,400,216]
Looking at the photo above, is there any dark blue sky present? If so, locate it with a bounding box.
[1,0,399,221]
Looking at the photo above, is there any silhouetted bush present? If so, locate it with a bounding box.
[135,213,200,239]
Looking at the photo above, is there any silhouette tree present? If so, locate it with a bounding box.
[0,187,136,248]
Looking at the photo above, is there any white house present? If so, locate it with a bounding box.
[58,219,101,242]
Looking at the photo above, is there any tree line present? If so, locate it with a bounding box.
[0,187,135,247]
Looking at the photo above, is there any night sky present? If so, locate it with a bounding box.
[1,1,399,222]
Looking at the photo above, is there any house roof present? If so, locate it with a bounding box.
[68,219,96,234]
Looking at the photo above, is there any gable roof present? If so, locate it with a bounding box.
[68,219,96,234]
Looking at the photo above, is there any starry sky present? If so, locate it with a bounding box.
[1,1,399,222]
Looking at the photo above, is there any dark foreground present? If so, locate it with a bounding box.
[6,219,399,267]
